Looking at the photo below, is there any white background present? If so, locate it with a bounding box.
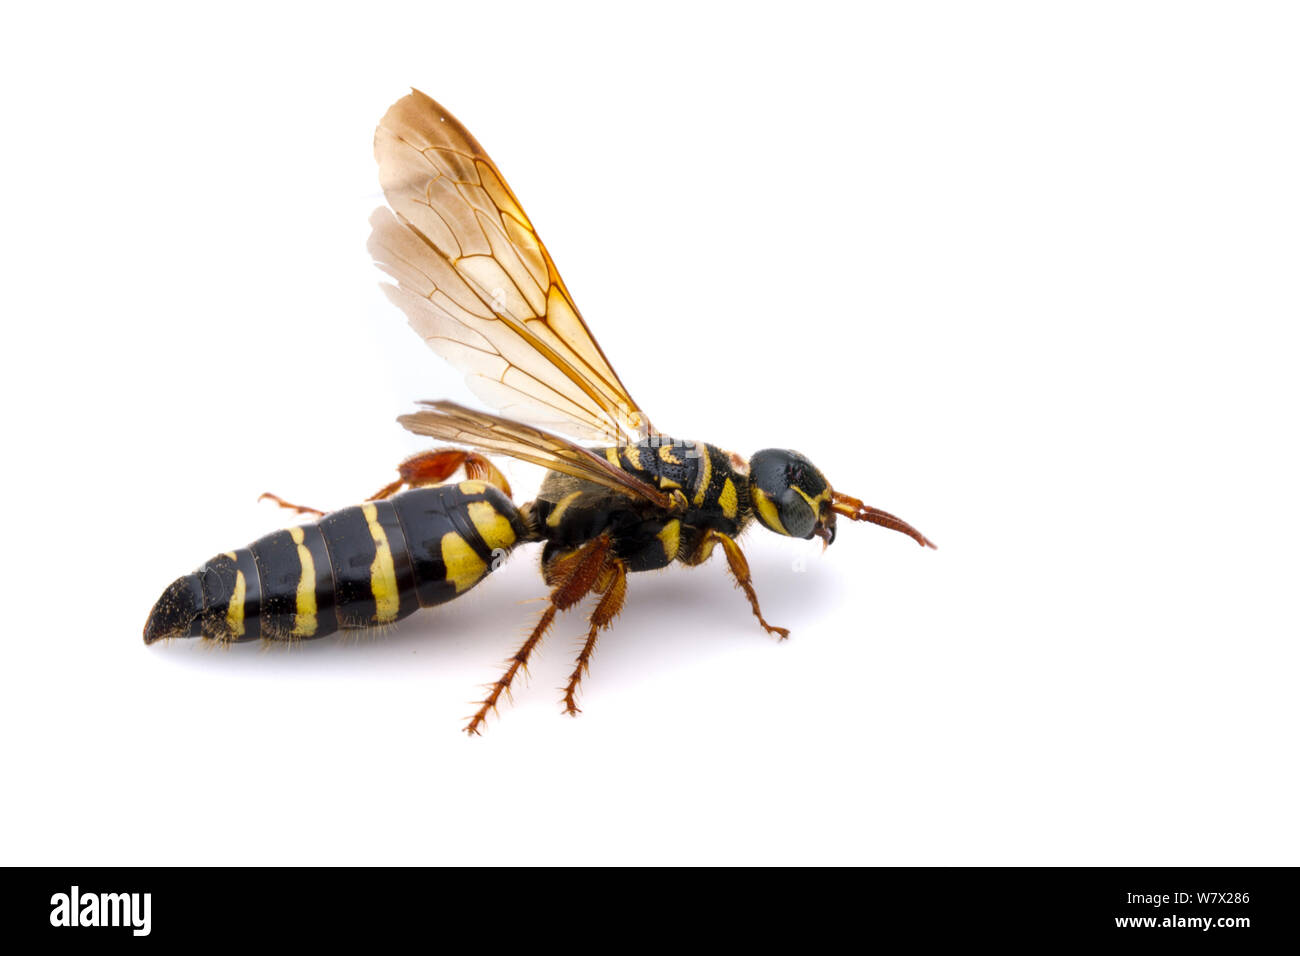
[1,1,1296,865]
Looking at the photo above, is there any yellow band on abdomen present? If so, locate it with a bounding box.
[288,525,318,637]
[362,503,400,623]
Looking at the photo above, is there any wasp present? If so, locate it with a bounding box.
[145,90,936,734]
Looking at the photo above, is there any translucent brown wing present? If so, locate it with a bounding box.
[370,89,652,443]
[398,401,672,509]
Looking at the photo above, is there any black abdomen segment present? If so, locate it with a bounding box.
[143,482,529,644]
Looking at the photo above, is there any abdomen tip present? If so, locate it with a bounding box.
[144,574,204,644]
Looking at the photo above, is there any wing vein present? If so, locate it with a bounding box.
[372,89,656,443]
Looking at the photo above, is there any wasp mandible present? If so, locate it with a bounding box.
[145,90,936,734]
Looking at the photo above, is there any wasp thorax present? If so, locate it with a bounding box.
[748,449,833,541]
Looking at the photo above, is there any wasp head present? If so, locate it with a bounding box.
[748,449,937,552]
[748,449,837,545]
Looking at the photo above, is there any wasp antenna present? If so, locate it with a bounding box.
[831,493,937,549]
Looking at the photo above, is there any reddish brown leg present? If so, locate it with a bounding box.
[256,493,324,517]
[464,535,614,736]
[562,559,628,716]
[372,449,512,500]
[261,448,512,517]
[711,532,790,640]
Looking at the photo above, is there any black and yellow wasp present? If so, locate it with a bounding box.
[145,90,936,734]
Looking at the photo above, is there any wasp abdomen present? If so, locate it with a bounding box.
[143,481,529,645]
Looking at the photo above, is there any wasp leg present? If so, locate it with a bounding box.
[370,448,512,501]
[256,493,325,517]
[561,558,628,716]
[464,534,614,736]
[702,532,790,640]
[260,448,512,517]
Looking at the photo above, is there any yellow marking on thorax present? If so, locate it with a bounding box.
[658,476,682,490]
[288,525,318,638]
[226,569,247,637]
[752,487,787,534]
[623,445,643,471]
[688,535,718,566]
[658,519,681,562]
[658,444,682,465]
[441,532,487,593]
[719,478,739,520]
[467,500,517,550]
[458,480,488,495]
[604,447,621,466]
[362,503,400,623]
[693,445,713,507]
[546,490,585,529]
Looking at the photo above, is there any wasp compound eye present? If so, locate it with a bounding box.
[778,487,818,538]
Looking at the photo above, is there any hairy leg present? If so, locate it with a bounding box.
[261,448,512,516]
[709,532,790,640]
[561,558,628,716]
[464,534,614,735]
[371,449,512,500]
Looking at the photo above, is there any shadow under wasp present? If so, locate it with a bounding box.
[145,89,936,734]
